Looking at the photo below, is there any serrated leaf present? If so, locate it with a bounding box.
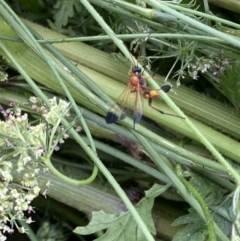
[184,170,223,205]
[172,206,232,240]
[145,183,172,198]
[172,210,203,226]
[74,195,156,241]
[74,211,117,235]
[212,211,231,237]
[53,0,82,27]
[172,209,207,241]
[172,224,208,241]
[219,59,240,109]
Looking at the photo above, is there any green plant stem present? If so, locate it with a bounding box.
[0,33,225,44]
[12,160,182,239]
[0,42,97,186]
[0,2,97,156]
[81,136,171,184]
[163,0,240,28]
[145,0,240,48]
[103,0,177,22]
[133,132,228,241]
[0,39,151,241]
[76,0,240,183]
[78,0,240,181]
[161,88,240,183]
[2,18,240,164]
[104,0,240,29]
[79,0,141,67]
[96,117,228,175]
[208,0,240,13]
[203,0,210,12]
[23,19,240,141]
[0,1,101,184]
[130,0,240,184]
[88,0,169,30]
[43,156,98,185]
[17,219,38,241]
[0,5,154,238]
[176,164,217,241]
[0,89,234,186]
[27,25,113,107]
[15,162,122,215]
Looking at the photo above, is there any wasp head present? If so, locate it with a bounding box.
[132,66,142,75]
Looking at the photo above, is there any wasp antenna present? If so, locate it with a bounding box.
[136,34,149,63]
[133,32,154,73]
[151,68,159,78]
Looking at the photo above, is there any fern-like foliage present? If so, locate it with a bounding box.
[172,171,232,240]
[53,0,82,27]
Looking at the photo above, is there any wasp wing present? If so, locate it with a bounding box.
[133,83,144,125]
[106,83,132,124]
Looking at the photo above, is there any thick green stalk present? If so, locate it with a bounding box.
[74,0,240,184]
[163,0,240,28]
[78,1,155,239]
[134,0,240,184]
[145,0,240,48]
[0,42,98,186]
[22,20,240,138]
[208,0,240,13]
[0,39,149,241]
[1,18,240,164]
[134,132,228,241]
[101,0,177,22]
[0,89,233,181]
[0,5,153,239]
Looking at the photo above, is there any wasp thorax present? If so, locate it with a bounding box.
[131,75,139,86]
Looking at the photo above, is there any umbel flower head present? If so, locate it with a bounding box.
[0,97,71,240]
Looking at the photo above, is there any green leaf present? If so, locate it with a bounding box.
[74,211,117,235]
[172,224,208,241]
[220,59,240,109]
[213,211,231,237]
[172,207,231,240]
[172,209,208,241]
[74,194,156,241]
[53,0,82,27]
[171,171,228,240]
[184,171,223,205]
[172,210,204,226]
[145,183,172,198]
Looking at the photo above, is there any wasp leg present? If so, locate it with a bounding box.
[148,98,185,119]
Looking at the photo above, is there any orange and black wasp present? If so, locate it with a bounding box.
[106,38,184,127]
